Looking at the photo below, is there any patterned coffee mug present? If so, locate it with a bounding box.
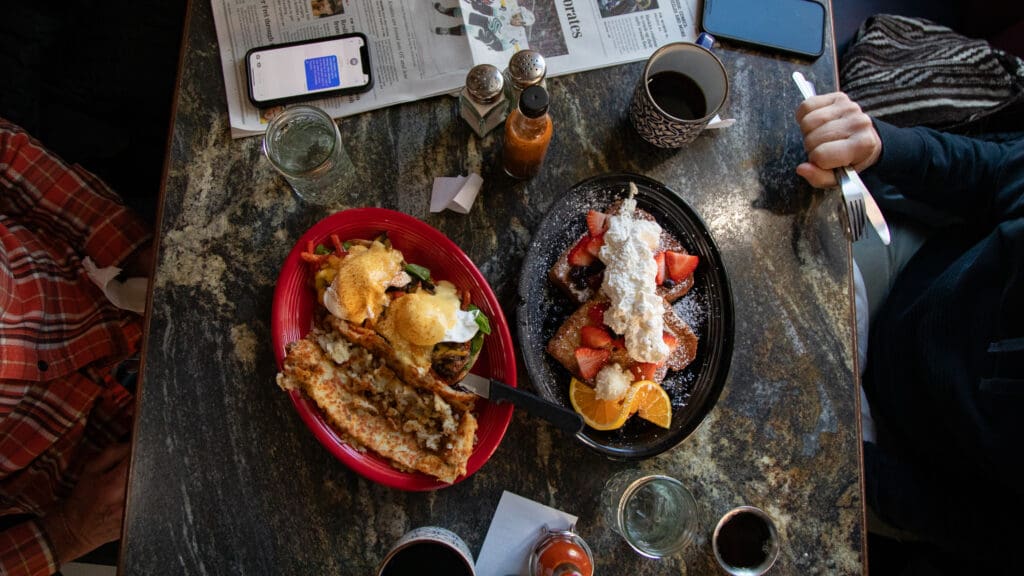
[377,526,475,575]
[629,36,730,148]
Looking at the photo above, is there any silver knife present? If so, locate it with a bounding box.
[458,373,584,436]
[792,72,892,245]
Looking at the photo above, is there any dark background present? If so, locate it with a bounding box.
[0,1,188,224]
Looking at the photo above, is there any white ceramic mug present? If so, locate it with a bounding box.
[629,35,730,148]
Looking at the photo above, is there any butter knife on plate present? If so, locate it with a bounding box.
[458,373,585,436]
[792,71,892,245]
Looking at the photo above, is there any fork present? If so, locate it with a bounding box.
[834,166,866,241]
[791,72,866,242]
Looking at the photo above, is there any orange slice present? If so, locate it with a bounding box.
[626,380,673,429]
[569,378,633,431]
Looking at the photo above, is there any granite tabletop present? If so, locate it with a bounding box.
[121,1,864,574]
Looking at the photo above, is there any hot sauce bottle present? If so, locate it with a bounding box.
[502,85,552,179]
[528,525,594,576]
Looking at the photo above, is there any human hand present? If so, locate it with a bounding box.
[43,443,131,565]
[795,92,882,188]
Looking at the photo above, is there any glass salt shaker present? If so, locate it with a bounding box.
[503,50,546,111]
[459,64,508,138]
[528,524,594,576]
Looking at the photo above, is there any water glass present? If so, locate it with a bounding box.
[262,104,354,204]
[600,470,699,558]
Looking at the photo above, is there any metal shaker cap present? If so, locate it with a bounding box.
[465,64,504,104]
[507,50,546,88]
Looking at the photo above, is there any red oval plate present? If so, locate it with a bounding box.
[272,208,515,491]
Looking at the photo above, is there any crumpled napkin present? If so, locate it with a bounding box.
[83,257,148,315]
[430,173,483,214]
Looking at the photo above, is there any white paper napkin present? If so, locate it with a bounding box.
[474,491,579,576]
[430,173,483,214]
[82,257,148,314]
[706,114,736,129]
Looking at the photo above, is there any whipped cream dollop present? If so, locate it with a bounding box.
[595,363,632,401]
[598,186,669,364]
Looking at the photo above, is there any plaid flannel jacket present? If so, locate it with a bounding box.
[0,119,150,576]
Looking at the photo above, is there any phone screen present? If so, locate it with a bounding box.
[702,0,825,58]
[247,35,370,105]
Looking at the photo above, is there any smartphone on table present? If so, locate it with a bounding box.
[702,0,826,59]
[245,33,373,108]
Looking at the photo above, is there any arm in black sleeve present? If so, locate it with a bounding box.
[864,120,1023,225]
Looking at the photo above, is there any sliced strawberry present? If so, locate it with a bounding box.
[587,302,608,325]
[586,210,609,237]
[567,236,595,266]
[663,332,678,353]
[575,347,610,379]
[654,252,666,285]
[584,233,604,257]
[581,325,612,348]
[631,362,659,381]
[665,251,699,282]
[611,336,626,350]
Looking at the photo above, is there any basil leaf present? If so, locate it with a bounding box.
[405,263,431,282]
[473,309,491,335]
[314,244,331,255]
[342,240,352,250]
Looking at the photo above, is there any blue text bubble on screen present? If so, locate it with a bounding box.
[305,55,341,90]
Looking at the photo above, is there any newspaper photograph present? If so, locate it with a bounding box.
[454,0,698,76]
[212,0,698,138]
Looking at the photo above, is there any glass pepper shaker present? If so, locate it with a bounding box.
[503,50,546,111]
[459,64,508,138]
[528,524,594,576]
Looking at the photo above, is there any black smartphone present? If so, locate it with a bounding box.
[245,33,373,108]
[701,0,826,59]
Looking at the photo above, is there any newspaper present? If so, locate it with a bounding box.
[212,0,699,138]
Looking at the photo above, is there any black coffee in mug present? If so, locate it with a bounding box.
[647,71,707,120]
[717,510,771,569]
[379,542,474,576]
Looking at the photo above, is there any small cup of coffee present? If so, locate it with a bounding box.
[712,506,780,576]
[629,38,730,148]
[377,526,475,576]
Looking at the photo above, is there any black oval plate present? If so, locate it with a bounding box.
[517,173,734,459]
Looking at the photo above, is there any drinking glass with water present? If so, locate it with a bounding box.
[262,104,355,205]
[600,470,700,558]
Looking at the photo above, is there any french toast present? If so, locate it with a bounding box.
[546,296,698,384]
[548,204,695,305]
[544,188,703,430]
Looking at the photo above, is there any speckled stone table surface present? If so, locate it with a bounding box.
[122,1,863,574]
